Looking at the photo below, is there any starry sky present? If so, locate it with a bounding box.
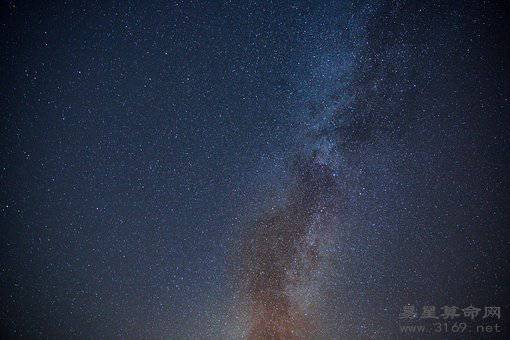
[1,1,509,339]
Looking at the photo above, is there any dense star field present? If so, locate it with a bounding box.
[1,1,508,339]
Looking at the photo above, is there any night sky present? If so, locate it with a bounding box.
[1,1,509,339]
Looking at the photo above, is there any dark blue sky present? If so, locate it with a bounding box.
[1,1,508,338]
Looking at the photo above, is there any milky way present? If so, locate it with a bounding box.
[240,157,341,339]
[232,1,508,338]
[1,1,507,338]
